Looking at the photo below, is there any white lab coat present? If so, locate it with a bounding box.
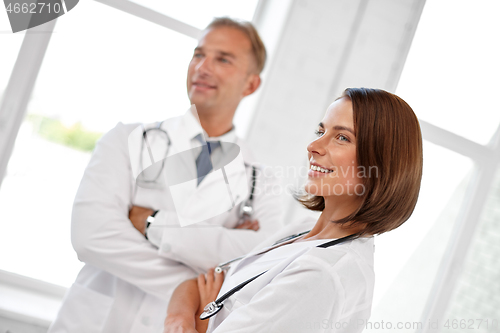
[48,110,283,333]
[207,222,375,333]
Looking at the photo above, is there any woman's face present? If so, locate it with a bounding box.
[305,98,363,198]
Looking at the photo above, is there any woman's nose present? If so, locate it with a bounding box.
[307,138,325,156]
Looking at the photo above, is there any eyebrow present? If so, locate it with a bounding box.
[220,51,236,59]
[194,47,236,59]
[318,122,355,136]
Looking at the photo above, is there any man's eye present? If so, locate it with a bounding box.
[219,57,230,63]
[314,130,324,137]
[193,53,203,58]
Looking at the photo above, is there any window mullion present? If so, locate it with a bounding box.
[420,119,495,164]
[419,130,500,332]
[94,0,201,39]
[0,19,57,188]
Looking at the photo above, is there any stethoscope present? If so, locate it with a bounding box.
[137,122,257,222]
[138,121,172,184]
[237,165,257,223]
[213,230,310,274]
[200,233,357,320]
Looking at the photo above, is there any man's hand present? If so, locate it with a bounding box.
[234,219,260,231]
[129,205,154,235]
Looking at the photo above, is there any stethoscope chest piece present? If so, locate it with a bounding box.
[200,301,224,320]
[238,201,254,221]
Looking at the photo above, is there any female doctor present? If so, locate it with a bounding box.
[163,88,423,333]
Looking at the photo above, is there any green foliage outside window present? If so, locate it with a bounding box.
[27,115,102,152]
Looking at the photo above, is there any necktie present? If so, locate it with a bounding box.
[195,134,220,185]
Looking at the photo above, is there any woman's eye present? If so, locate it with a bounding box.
[338,134,350,142]
[314,130,324,137]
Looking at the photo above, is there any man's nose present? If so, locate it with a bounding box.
[196,57,213,75]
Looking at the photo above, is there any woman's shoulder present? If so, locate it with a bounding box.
[289,237,375,310]
[294,237,375,281]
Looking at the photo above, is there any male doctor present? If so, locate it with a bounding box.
[49,18,283,333]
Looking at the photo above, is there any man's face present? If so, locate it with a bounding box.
[186,27,258,113]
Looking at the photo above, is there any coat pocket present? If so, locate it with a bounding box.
[48,282,114,333]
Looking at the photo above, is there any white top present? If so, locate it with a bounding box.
[207,225,375,333]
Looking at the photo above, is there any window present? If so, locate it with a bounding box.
[442,166,500,332]
[365,1,500,331]
[0,0,259,287]
[396,0,500,145]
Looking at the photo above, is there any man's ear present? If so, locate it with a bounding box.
[242,74,261,97]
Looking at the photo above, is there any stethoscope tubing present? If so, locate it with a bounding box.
[201,233,358,320]
[135,123,258,223]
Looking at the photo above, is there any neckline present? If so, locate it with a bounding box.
[260,236,334,255]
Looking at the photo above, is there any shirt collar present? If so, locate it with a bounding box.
[183,108,204,142]
[184,109,237,152]
[209,127,236,142]
[204,127,236,153]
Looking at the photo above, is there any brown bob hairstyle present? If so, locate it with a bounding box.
[206,17,267,74]
[297,88,423,236]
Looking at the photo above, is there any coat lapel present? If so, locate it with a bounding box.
[229,246,313,307]
[160,108,202,218]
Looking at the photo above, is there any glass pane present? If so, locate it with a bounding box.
[397,0,500,145]
[0,0,197,287]
[0,10,25,101]
[365,141,473,332]
[440,165,500,333]
[129,0,260,29]
[0,125,89,286]
[29,1,196,133]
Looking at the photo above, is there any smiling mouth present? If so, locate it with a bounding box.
[309,164,335,173]
[192,82,216,89]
